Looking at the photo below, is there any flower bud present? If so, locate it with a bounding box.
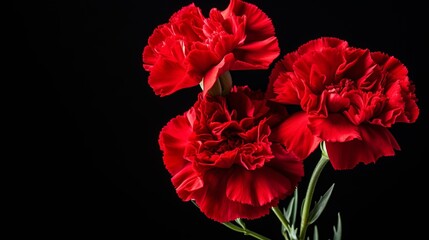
[207,71,233,96]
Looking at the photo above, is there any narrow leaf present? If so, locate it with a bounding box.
[300,196,305,218]
[280,211,287,236]
[281,227,288,240]
[289,227,298,240]
[313,225,319,240]
[285,187,299,225]
[308,183,335,225]
[280,207,298,240]
[332,212,342,240]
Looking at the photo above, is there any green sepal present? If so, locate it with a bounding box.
[320,141,328,158]
[235,218,246,229]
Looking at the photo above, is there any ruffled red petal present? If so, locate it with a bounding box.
[326,124,400,170]
[158,114,193,175]
[271,112,321,160]
[308,113,361,142]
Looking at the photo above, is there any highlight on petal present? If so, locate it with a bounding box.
[148,55,197,97]
[266,52,302,103]
[226,167,292,206]
[232,36,280,69]
[271,112,321,160]
[326,124,400,170]
[222,0,276,38]
[222,0,280,69]
[193,168,274,222]
[158,114,193,175]
[308,113,361,142]
[172,165,204,201]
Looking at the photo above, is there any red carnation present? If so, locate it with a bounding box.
[267,37,419,170]
[158,86,303,222]
[143,0,280,97]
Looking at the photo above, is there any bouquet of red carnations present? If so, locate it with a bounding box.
[141,0,419,239]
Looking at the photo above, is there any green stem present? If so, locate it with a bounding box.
[222,222,272,240]
[271,207,292,240]
[298,142,330,240]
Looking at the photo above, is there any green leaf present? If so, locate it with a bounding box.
[332,212,342,240]
[308,183,335,225]
[285,187,299,225]
[280,213,298,240]
[281,227,288,240]
[312,225,319,240]
[235,218,246,229]
[286,227,298,240]
[282,188,299,240]
[280,212,287,236]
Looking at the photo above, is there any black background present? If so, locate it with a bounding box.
[12,0,427,239]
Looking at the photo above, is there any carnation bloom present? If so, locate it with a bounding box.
[142,0,280,97]
[158,86,304,222]
[266,37,419,170]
